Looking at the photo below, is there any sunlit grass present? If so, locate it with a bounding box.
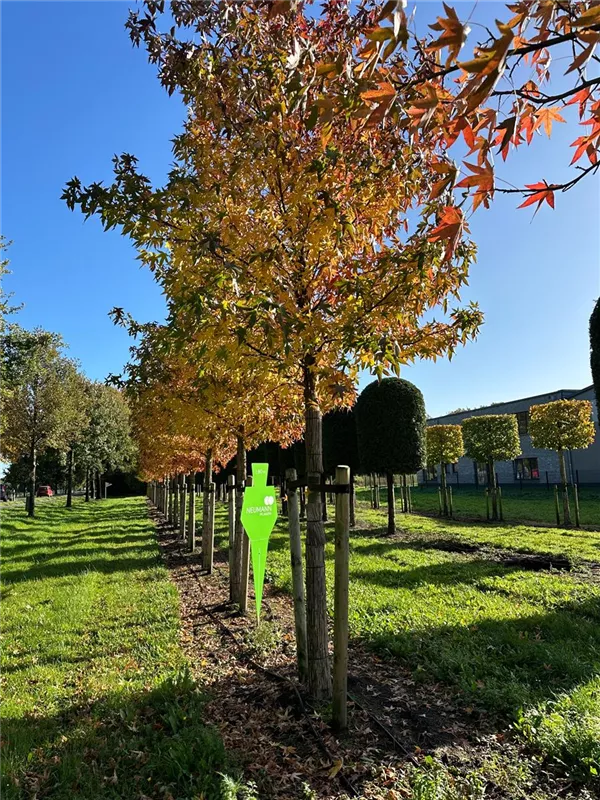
[1,497,236,800]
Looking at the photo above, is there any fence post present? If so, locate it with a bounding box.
[333,465,350,732]
[497,486,503,521]
[554,485,561,526]
[228,475,235,600]
[448,486,453,519]
[286,468,308,681]
[573,484,581,528]
[187,473,196,551]
[438,487,443,515]
[485,488,490,521]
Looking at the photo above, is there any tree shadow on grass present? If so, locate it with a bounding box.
[1,670,239,800]
[352,554,600,720]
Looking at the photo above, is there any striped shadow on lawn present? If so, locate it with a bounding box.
[1,496,242,800]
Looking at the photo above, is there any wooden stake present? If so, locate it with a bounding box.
[554,485,561,526]
[333,465,350,732]
[286,468,308,681]
[203,482,216,573]
[574,484,581,528]
[228,474,235,601]
[240,475,252,613]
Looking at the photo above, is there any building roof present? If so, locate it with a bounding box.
[430,387,589,423]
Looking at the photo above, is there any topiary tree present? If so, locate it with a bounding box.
[461,415,521,521]
[323,408,360,527]
[529,399,595,525]
[355,379,426,536]
[426,425,464,517]
[591,298,600,407]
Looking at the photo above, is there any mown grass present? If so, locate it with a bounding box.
[1,496,240,800]
[213,491,600,786]
[359,484,600,527]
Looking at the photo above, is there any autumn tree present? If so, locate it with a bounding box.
[461,414,521,520]
[60,370,91,508]
[300,1,600,213]
[65,4,488,699]
[529,399,595,525]
[426,424,464,516]
[591,299,600,405]
[0,326,80,516]
[356,379,426,535]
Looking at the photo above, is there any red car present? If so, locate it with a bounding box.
[36,485,54,497]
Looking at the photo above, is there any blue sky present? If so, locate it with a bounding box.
[2,1,599,418]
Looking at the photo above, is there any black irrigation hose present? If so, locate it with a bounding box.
[347,693,419,767]
[152,504,359,798]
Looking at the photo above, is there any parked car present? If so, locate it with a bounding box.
[36,485,54,497]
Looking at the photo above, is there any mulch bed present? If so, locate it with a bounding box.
[151,507,582,799]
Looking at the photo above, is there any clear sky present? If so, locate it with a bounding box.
[2,1,599,418]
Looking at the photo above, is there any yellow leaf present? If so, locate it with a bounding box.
[328,758,343,779]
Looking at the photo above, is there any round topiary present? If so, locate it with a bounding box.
[355,378,426,534]
[322,408,359,476]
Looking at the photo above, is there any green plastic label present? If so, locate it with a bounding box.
[241,463,278,621]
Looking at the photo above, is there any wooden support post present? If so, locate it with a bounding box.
[187,473,196,551]
[333,465,350,732]
[448,486,453,519]
[202,450,213,567]
[497,486,503,522]
[574,484,581,528]
[286,468,308,681]
[228,474,236,601]
[203,482,215,574]
[554,485,561,526]
[438,487,443,516]
[239,475,252,614]
[485,488,490,521]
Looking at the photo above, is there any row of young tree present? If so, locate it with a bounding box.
[0,323,135,516]
[62,1,600,703]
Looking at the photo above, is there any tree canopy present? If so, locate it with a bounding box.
[426,424,464,467]
[529,399,596,452]
[461,414,521,464]
[355,378,426,474]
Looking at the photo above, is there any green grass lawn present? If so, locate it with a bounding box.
[1,497,239,800]
[359,484,600,527]
[214,492,600,786]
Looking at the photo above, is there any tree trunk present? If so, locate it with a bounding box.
[202,451,213,568]
[187,473,196,551]
[303,363,332,700]
[349,472,356,528]
[203,482,215,574]
[487,458,497,520]
[66,448,73,508]
[85,467,90,502]
[386,471,395,535]
[332,465,350,731]
[28,439,37,518]
[232,436,246,607]
[558,449,571,525]
[286,468,308,681]
[440,463,448,516]
[97,471,102,501]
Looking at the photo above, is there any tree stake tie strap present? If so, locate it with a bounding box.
[240,463,277,622]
